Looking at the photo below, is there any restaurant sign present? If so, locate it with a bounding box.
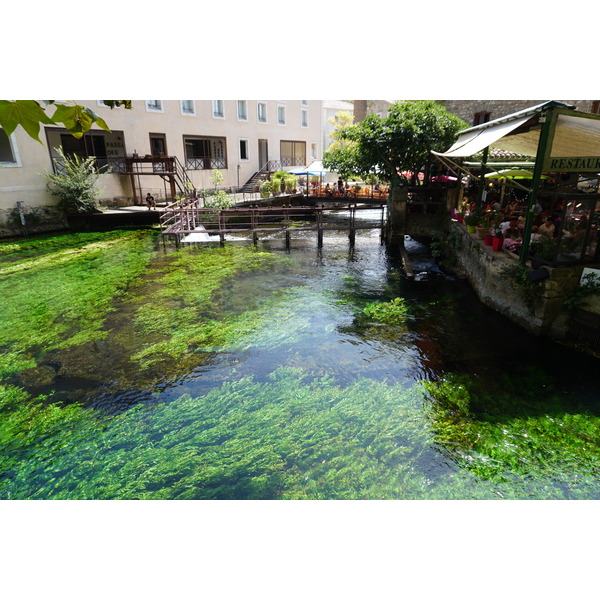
[543,156,600,172]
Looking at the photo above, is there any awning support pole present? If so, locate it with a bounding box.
[478,147,489,205]
[519,110,554,266]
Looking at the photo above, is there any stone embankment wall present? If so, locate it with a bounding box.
[449,222,583,339]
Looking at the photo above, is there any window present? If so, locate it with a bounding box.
[473,111,491,125]
[0,129,19,165]
[46,128,126,173]
[280,140,305,166]
[301,109,308,127]
[310,143,317,161]
[184,136,227,170]
[150,134,167,156]
[146,100,163,112]
[278,105,286,125]
[212,100,224,118]
[181,100,195,115]
[239,139,249,161]
[301,100,308,105]
[237,101,248,121]
[257,102,267,123]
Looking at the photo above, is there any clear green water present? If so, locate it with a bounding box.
[1,223,599,499]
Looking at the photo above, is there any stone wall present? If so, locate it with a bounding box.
[442,100,598,127]
[0,205,67,238]
[448,222,583,339]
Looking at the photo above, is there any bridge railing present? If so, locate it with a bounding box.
[160,204,386,245]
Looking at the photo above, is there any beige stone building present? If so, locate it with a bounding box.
[0,99,323,225]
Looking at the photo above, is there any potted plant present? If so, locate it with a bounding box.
[529,234,557,267]
[492,229,504,251]
[464,213,479,234]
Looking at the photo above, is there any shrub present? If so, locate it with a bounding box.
[44,146,107,214]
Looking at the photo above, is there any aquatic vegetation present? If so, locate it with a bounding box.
[362,297,410,325]
[1,365,598,500]
[423,373,600,498]
[1,229,600,500]
[0,230,158,382]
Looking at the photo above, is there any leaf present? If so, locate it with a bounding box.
[51,104,94,138]
[0,100,55,142]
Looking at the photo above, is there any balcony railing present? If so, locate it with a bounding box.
[185,157,227,170]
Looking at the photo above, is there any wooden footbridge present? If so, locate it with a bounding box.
[159,197,387,248]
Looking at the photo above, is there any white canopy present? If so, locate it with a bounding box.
[433,114,532,158]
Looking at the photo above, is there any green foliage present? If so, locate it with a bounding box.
[325,110,355,153]
[0,230,158,382]
[210,169,224,189]
[324,101,467,184]
[529,234,558,261]
[204,190,234,209]
[0,100,131,142]
[2,365,600,500]
[271,170,298,194]
[44,146,106,214]
[564,272,600,311]
[259,180,272,198]
[499,263,545,311]
[430,227,463,266]
[363,297,409,325]
[1,229,600,501]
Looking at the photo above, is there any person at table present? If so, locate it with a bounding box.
[324,183,332,197]
[538,216,556,237]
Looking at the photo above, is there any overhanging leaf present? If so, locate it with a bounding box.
[0,100,55,142]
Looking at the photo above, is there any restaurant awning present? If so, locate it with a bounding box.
[432,114,533,158]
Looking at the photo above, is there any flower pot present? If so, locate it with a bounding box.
[476,226,487,240]
[492,237,503,251]
[456,215,464,223]
[484,235,493,246]
[466,224,476,234]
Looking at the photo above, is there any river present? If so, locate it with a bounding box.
[1,212,599,500]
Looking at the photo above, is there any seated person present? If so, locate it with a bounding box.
[538,216,556,237]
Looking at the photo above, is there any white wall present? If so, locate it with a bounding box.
[0,99,323,210]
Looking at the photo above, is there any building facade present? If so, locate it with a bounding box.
[0,99,323,226]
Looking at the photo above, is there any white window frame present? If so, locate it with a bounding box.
[145,100,164,113]
[301,109,308,128]
[277,104,286,125]
[180,100,195,116]
[212,100,225,119]
[257,102,267,123]
[237,100,248,121]
[0,129,21,167]
[301,100,308,106]
[239,138,249,161]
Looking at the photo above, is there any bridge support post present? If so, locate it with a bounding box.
[285,230,291,249]
[348,205,356,247]
[385,185,408,249]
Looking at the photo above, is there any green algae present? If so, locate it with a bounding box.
[1,230,600,500]
[1,366,599,500]
[0,230,159,382]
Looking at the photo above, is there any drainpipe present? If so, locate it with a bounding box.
[519,109,554,266]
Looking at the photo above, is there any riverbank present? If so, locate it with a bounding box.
[437,221,599,348]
